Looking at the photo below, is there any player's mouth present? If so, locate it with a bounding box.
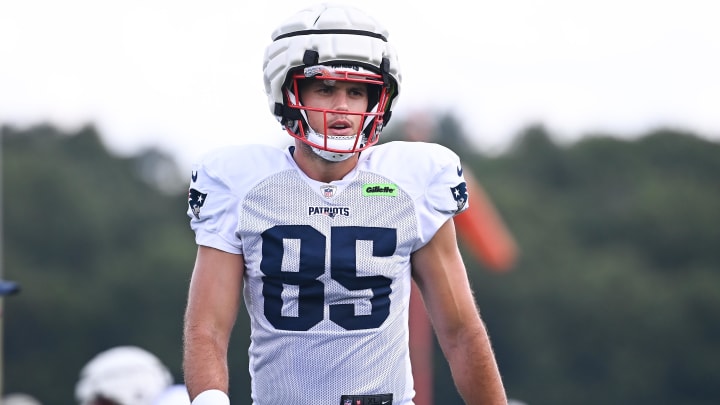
[326,119,355,136]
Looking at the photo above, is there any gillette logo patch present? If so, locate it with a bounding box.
[363,183,398,197]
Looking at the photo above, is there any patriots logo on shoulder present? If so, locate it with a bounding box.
[188,188,207,219]
[451,182,468,211]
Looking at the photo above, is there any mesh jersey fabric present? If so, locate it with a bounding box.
[188,141,469,405]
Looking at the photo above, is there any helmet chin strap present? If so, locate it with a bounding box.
[305,126,358,162]
[304,106,380,162]
[297,104,379,163]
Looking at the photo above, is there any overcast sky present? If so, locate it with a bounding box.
[1,0,718,170]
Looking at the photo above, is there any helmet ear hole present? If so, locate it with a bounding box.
[366,84,381,113]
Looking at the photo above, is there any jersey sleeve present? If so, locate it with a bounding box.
[417,144,469,243]
[425,147,469,215]
[187,149,243,255]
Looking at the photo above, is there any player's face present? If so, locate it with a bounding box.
[299,79,369,136]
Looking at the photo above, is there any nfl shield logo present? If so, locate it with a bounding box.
[321,185,337,198]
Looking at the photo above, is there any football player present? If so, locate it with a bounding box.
[183,3,507,405]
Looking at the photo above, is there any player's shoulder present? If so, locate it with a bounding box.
[198,144,287,171]
[371,140,456,157]
[362,141,461,175]
[192,144,292,189]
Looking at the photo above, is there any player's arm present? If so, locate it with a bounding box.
[411,219,507,405]
[183,245,244,402]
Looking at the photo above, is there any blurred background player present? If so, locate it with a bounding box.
[75,345,189,405]
[2,392,43,405]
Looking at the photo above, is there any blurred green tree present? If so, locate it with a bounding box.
[2,124,194,403]
[3,120,719,405]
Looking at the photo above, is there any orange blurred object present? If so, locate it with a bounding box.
[454,169,518,272]
[410,167,518,405]
[400,113,518,403]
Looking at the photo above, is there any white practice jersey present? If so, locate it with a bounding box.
[187,141,469,405]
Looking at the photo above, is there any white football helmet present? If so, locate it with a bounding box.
[263,3,402,161]
[2,393,43,405]
[75,346,173,405]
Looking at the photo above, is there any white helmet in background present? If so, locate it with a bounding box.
[75,346,173,405]
[3,393,43,405]
[263,3,402,161]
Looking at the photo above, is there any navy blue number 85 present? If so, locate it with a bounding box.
[260,225,395,331]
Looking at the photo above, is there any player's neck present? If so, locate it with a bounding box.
[292,141,359,183]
